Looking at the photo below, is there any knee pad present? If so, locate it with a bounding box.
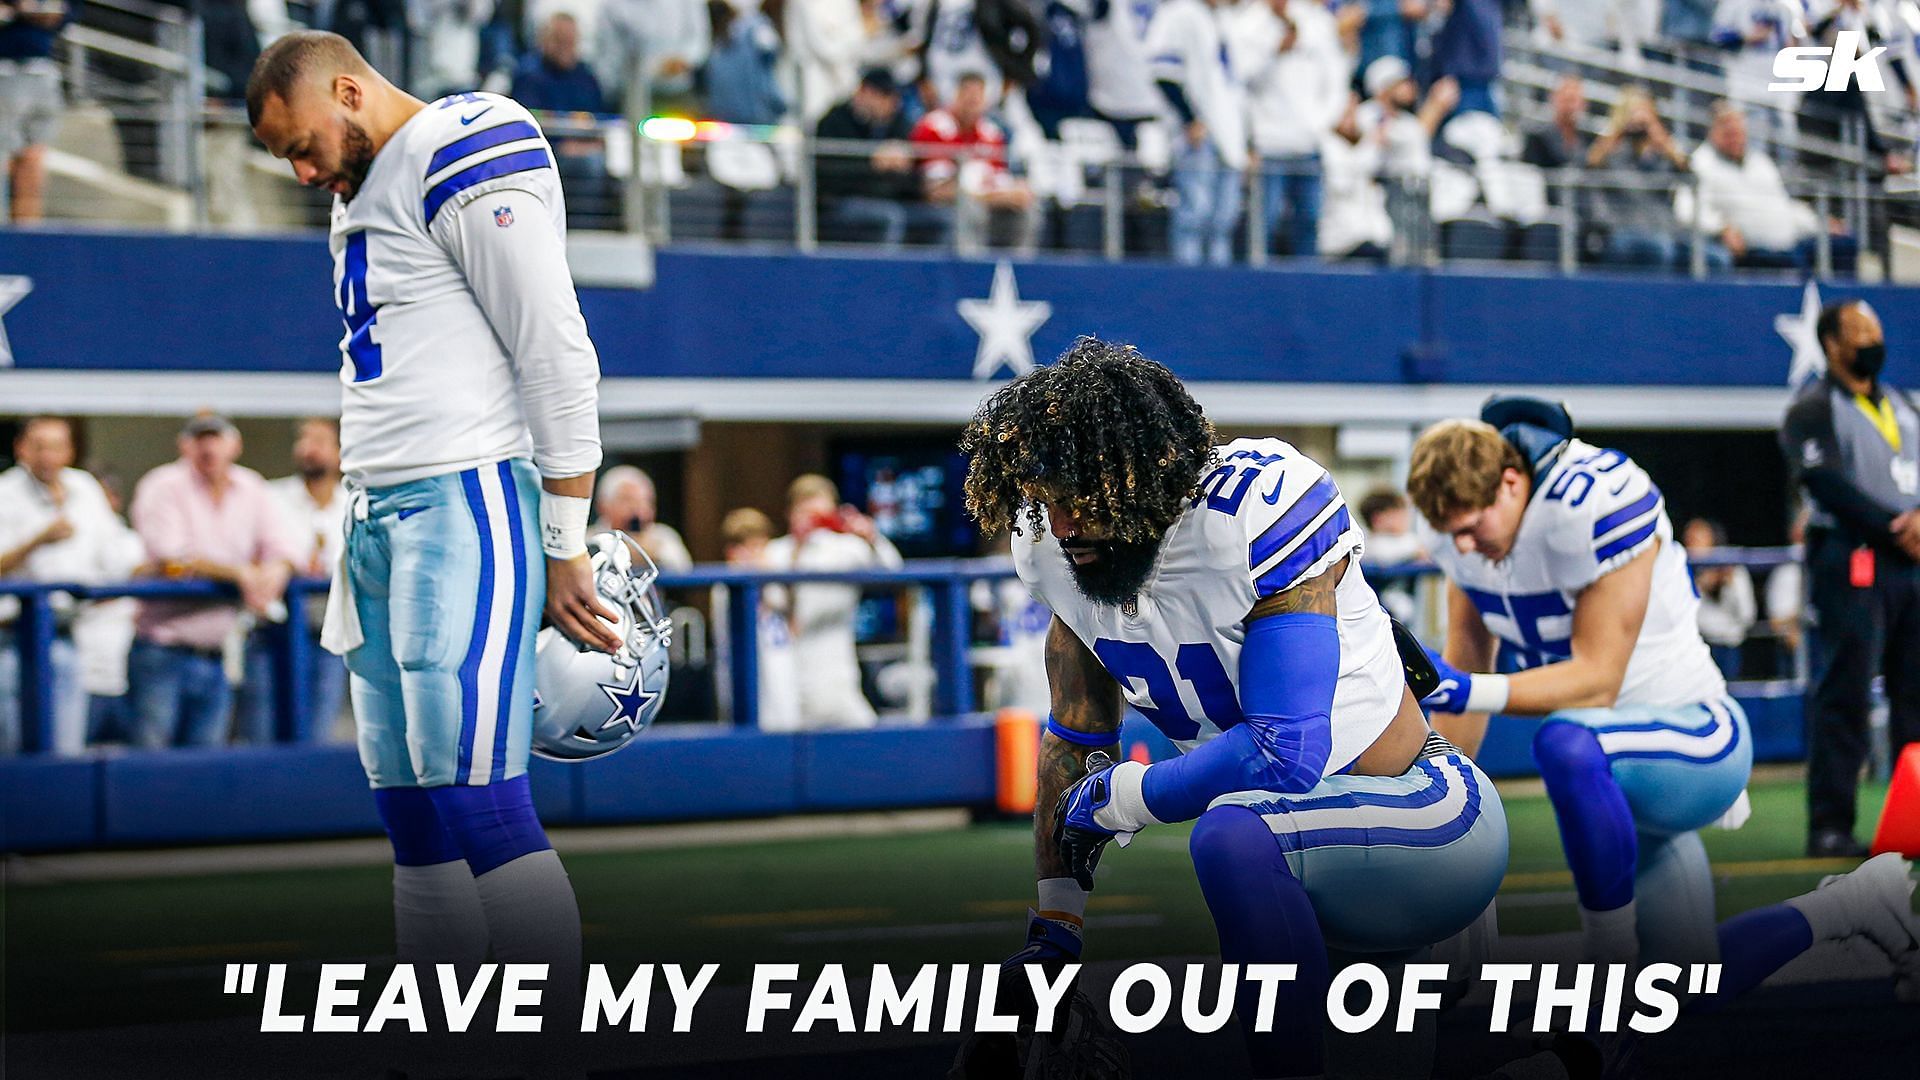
[1533,720,1609,787]
[374,786,462,867]
[426,774,552,875]
[1190,804,1289,891]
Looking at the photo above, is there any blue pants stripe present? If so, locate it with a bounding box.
[1590,698,1743,765]
[493,461,530,785]
[1272,756,1483,853]
[455,468,496,785]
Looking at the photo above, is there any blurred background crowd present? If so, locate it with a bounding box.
[0,408,1813,755]
[6,1,1920,270]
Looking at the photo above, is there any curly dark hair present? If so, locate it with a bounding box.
[961,337,1217,544]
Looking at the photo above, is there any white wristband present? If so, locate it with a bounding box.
[1091,760,1162,838]
[1465,673,1511,714]
[539,492,592,559]
[1037,878,1090,924]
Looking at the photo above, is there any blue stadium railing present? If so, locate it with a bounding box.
[3,547,1802,755]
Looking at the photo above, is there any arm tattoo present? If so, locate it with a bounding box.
[1246,554,1345,623]
[1036,616,1122,881]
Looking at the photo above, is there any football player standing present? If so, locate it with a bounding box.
[247,32,622,994]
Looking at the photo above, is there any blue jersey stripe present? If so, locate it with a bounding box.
[1249,472,1338,569]
[1254,504,1351,595]
[494,461,531,783]
[1591,488,1660,539]
[1595,517,1658,563]
[423,147,553,225]
[426,120,541,178]
[456,467,497,785]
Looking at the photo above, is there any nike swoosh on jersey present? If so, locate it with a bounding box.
[460,107,494,125]
[1609,475,1631,495]
[1261,472,1288,504]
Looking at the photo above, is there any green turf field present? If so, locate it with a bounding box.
[0,771,1898,1037]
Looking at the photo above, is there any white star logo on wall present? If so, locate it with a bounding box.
[1775,280,1826,388]
[0,276,33,367]
[958,262,1051,380]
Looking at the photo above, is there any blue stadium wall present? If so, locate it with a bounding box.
[0,700,1806,852]
[1,230,1916,385]
[0,231,1892,851]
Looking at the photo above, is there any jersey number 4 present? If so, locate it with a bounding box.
[337,232,383,382]
[1093,639,1242,741]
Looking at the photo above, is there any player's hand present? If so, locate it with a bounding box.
[995,911,1084,1034]
[1419,647,1474,714]
[546,553,624,654]
[1053,752,1145,890]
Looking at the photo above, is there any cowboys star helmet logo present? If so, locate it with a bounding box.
[597,667,658,735]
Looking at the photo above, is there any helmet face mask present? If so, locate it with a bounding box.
[530,532,674,762]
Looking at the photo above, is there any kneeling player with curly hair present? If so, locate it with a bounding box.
[958,338,1509,1078]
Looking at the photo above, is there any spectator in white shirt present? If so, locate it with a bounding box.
[71,466,145,747]
[1530,0,1649,59]
[716,507,803,731]
[1684,517,1757,679]
[1356,55,1457,181]
[237,418,351,744]
[1318,95,1394,260]
[0,418,136,754]
[594,0,712,112]
[762,474,901,728]
[1677,102,1858,273]
[1232,0,1350,258]
[1711,0,1807,158]
[1767,507,1808,679]
[594,465,694,571]
[786,0,870,124]
[1148,0,1249,266]
[409,0,496,98]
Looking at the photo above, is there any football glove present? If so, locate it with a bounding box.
[1055,751,1139,891]
[1419,647,1474,714]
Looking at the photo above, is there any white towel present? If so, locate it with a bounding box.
[319,489,367,656]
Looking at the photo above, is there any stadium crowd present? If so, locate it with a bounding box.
[0,408,1817,756]
[0,414,929,753]
[5,2,1916,264]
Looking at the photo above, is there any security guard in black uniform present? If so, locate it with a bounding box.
[1780,299,1920,858]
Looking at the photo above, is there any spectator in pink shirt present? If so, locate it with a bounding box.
[128,414,299,748]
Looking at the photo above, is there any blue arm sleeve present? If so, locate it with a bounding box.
[1138,612,1337,823]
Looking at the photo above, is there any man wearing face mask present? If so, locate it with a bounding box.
[1780,298,1920,858]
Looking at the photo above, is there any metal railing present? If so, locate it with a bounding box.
[2,547,1805,756]
[629,125,1915,279]
[53,0,205,217]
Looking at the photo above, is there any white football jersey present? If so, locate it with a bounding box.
[1015,438,1405,773]
[328,92,601,487]
[1420,438,1725,709]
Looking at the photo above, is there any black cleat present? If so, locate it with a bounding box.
[1807,829,1871,858]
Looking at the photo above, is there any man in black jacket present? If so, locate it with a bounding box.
[1780,298,1920,857]
[814,69,943,247]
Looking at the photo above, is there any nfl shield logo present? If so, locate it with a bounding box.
[493,205,514,228]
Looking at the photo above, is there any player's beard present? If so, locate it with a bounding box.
[1063,538,1161,607]
[337,120,377,200]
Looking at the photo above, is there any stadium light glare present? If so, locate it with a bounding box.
[641,116,698,142]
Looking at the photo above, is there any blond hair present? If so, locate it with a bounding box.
[1406,419,1526,526]
[787,473,838,508]
[722,507,775,547]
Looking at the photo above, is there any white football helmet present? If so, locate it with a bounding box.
[531,532,673,762]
